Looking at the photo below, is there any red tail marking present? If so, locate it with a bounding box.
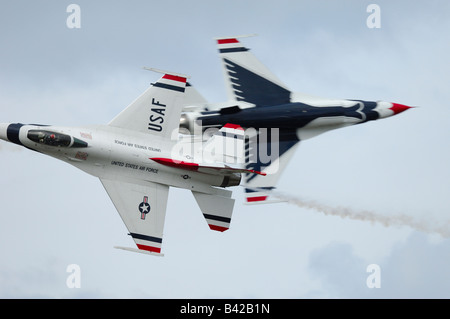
[217,38,239,45]
[136,244,161,254]
[246,196,268,202]
[208,224,229,232]
[162,74,187,83]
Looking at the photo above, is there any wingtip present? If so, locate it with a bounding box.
[214,34,258,41]
[114,246,164,257]
[142,67,190,79]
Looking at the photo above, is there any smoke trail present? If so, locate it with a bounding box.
[267,189,450,238]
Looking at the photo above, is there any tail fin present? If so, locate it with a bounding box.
[108,68,188,139]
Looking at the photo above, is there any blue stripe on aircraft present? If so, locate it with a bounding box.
[219,47,249,54]
[203,213,231,223]
[153,82,185,93]
[245,187,275,193]
[129,232,163,244]
[6,123,24,146]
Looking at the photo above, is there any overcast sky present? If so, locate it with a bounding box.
[1,0,450,298]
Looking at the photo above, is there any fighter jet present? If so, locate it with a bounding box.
[179,35,413,203]
[0,69,263,256]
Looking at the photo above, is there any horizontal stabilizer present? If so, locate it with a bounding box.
[244,187,285,205]
[192,190,234,232]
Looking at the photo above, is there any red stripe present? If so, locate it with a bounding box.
[246,169,266,176]
[162,74,186,83]
[217,38,239,45]
[246,196,268,202]
[137,244,161,253]
[208,224,229,232]
[223,123,244,130]
[151,157,199,171]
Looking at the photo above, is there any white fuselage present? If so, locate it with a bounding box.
[0,123,230,194]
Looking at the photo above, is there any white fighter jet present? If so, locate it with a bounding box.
[0,69,264,256]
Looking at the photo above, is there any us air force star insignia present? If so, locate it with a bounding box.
[139,196,151,220]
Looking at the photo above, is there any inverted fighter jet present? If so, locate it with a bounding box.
[180,36,413,203]
[0,69,262,256]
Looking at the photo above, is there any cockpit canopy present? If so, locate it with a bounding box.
[27,130,88,148]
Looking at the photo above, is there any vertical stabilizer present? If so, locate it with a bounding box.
[108,69,188,139]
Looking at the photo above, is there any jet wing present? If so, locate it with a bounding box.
[108,69,188,139]
[244,129,300,204]
[100,178,169,256]
[216,36,291,107]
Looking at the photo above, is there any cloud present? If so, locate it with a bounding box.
[308,233,450,298]
[307,241,370,298]
[375,234,450,298]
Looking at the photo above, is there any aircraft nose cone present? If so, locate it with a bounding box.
[0,123,10,142]
[390,103,413,115]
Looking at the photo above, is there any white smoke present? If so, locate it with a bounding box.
[265,189,450,238]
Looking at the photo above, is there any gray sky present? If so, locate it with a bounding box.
[1,0,450,298]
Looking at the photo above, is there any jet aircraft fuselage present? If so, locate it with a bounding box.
[191,100,410,134]
[0,123,237,191]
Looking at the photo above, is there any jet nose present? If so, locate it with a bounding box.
[389,103,413,115]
